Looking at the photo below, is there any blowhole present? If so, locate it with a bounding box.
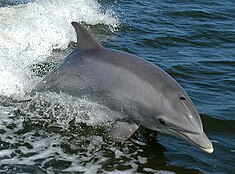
[180,96,186,100]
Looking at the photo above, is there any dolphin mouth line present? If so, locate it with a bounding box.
[168,128,214,153]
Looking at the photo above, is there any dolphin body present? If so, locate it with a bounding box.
[32,22,213,153]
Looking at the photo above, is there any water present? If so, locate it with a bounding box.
[0,0,234,173]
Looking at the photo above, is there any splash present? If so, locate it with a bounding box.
[0,104,174,173]
[26,92,115,127]
[0,0,119,98]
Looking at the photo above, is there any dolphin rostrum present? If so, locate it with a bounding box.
[32,22,214,153]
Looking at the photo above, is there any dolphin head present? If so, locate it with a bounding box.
[150,78,214,153]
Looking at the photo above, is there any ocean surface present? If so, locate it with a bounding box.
[0,0,234,173]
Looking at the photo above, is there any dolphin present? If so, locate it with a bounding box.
[32,22,214,153]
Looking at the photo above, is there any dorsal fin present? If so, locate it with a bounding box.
[71,22,103,50]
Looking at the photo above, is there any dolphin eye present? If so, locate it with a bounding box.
[159,118,167,125]
[180,96,186,100]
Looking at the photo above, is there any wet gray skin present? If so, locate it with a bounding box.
[32,22,213,153]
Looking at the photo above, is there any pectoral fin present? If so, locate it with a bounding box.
[107,120,139,143]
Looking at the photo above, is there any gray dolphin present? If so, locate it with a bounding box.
[32,22,214,153]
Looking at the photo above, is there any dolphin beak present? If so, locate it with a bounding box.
[169,129,214,153]
[189,132,214,153]
[187,132,214,153]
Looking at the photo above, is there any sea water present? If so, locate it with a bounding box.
[0,0,234,173]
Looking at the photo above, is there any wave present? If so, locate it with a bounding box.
[0,0,119,98]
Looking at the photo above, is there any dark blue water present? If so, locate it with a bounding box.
[105,0,235,173]
[0,0,234,173]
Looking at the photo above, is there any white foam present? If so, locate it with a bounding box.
[0,149,14,158]
[0,0,119,98]
[0,104,174,173]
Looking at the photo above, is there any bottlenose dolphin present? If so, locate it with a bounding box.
[32,22,214,153]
